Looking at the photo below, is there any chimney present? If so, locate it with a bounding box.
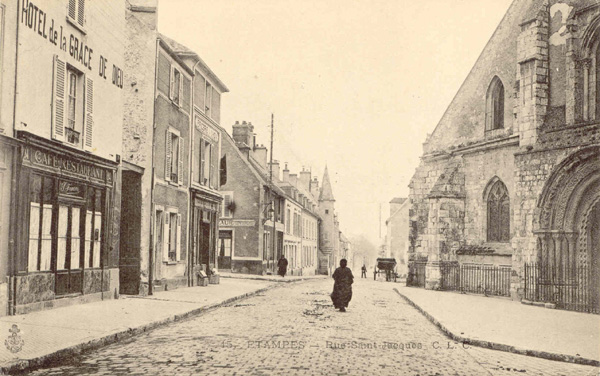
[299,168,311,192]
[282,163,290,182]
[128,0,159,30]
[310,177,319,194]
[289,173,298,187]
[269,160,280,181]
[253,144,268,169]
[232,121,255,149]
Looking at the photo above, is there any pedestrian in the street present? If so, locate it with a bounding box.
[361,264,367,278]
[277,255,288,277]
[331,258,353,312]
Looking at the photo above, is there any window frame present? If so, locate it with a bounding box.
[486,179,510,243]
[221,191,234,218]
[170,66,182,106]
[165,127,183,185]
[485,76,505,132]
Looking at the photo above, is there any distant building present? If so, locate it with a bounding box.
[318,166,339,274]
[278,165,320,276]
[385,198,409,276]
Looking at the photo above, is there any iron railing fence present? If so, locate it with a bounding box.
[524,262,599,314]
[440,262,511,297]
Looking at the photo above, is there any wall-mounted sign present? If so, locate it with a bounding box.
[194,198,218,213]
[22,145,112,184]
[219,219,255,227]
[20,0,123,89]
[58,180,84,198]
[195,115,219,143]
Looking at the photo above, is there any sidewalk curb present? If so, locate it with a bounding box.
[393,288,600,368]
[1,285,278,375]
[220,275,326,283]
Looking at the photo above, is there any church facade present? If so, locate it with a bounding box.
[408,0,600,314]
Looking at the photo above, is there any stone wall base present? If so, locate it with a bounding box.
[14,290,114,316]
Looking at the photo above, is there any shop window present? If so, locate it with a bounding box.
[52,56,93,149]
[219,231,232,257]
[485,76,504,131]
[84,189,103,268]
[68,0,85,29]
[486,179,510,242]
[27,175,53,272]
[165,128,183,184]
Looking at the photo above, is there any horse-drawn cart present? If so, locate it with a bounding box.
[374,258,397,282]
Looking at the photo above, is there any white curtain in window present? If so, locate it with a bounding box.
[57,206,68,270]
[70,207,81,269]
[28,203,40,272]
[40,204,53,271]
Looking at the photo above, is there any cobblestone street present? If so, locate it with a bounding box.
[25,279,599,376]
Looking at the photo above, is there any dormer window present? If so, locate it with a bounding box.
[485,76,504,131]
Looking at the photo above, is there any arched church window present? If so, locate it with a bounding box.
[487,180,510,242]
[485,77,505,131]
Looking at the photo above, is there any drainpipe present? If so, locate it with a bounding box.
[148,38,161,296]
[9,0,22,315]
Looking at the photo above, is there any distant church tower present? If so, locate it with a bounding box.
[318,166,336,275]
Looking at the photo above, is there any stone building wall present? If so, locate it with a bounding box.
[408,0,600,304]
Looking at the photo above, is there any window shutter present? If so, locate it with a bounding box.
[84,77,94,150]
[77,0,85,26]
[162,214,169,261]
[194,75,206,110]
[200,140,205,184]
[157,53,170,96]
[224,194,231,217]
[52,56,66,141]
[178,137,184,185]
[182,76,191,113]
[165,131,172,181]
[176,214,182,261]
[169,66,174,100]
[212,88,220,123]
[210,142,216,189]
[220,155,227,186]
[68,0,76,20]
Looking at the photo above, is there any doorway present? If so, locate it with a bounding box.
[119,170,142,295]
[55,202,84,296]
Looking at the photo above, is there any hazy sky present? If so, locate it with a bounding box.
[158,0,514,244]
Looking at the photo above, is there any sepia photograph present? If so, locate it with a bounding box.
[0,0,597,374]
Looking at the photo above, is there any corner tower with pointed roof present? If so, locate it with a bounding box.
[318,166,337,274]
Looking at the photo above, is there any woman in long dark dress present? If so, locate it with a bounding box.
[277,255,288,277]
[331,259,353,312]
